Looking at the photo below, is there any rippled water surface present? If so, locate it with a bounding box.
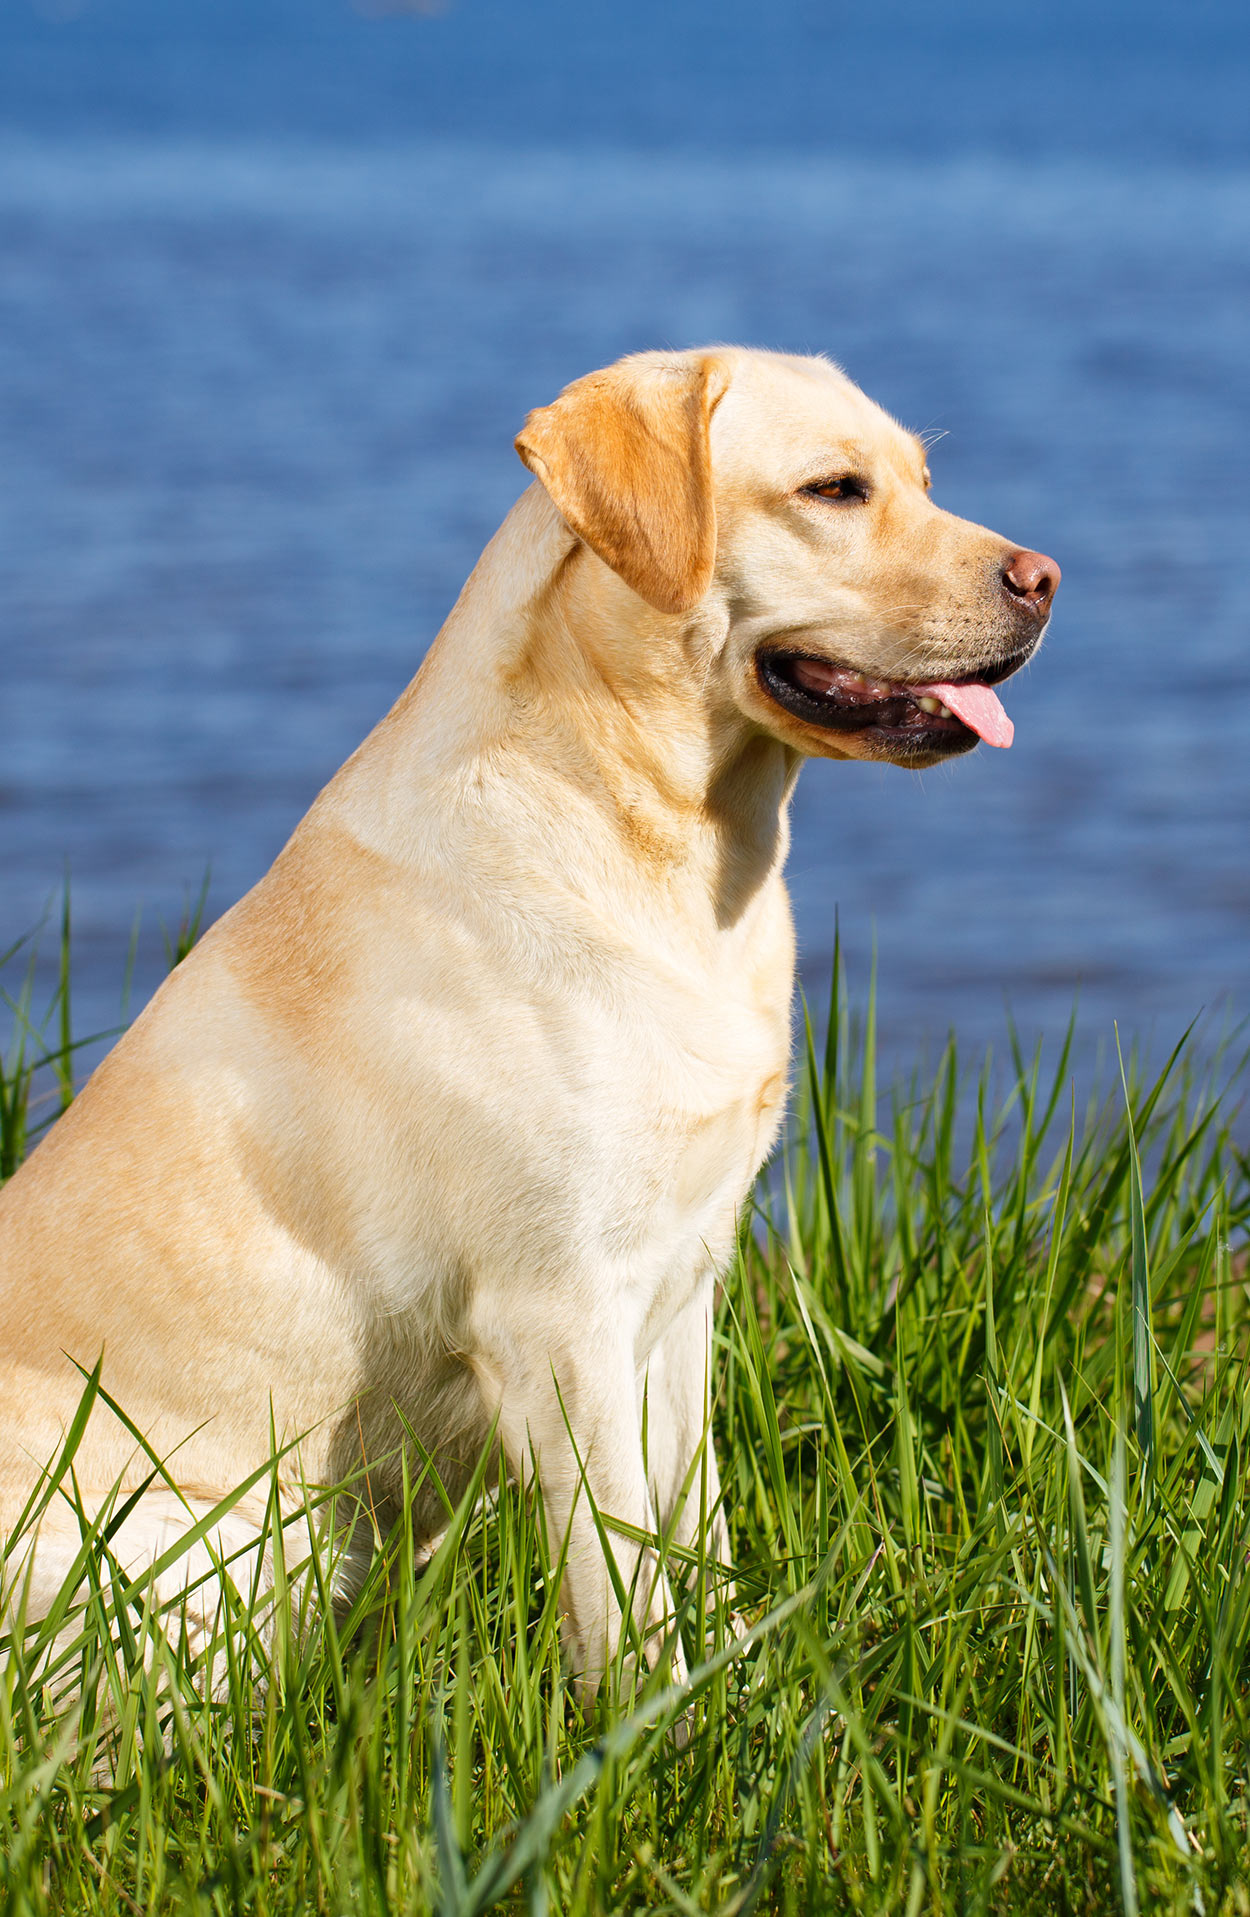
[2,133,1248,1069]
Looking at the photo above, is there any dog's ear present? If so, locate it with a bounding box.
[514,353,730,616]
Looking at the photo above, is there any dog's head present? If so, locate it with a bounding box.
[515,348,1058,768]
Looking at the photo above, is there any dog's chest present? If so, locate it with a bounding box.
[580,966,789,1338]
[648,1028,784,1225]
[346,871,795,1359]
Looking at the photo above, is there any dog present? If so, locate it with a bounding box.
[0,347,1057,1689]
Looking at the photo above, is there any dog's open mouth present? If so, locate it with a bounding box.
[757,651,1019,753]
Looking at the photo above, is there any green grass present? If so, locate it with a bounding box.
[2,903,1249,1914]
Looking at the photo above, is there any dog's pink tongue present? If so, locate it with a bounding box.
[918,680,1014,749]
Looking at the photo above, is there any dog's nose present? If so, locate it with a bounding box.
[1002,549,1060,611]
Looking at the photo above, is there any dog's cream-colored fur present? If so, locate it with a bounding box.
[0,348,1055,1683]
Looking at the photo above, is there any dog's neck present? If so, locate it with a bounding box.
[333,485,801,935]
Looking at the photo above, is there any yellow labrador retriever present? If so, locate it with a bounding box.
[0,348,1057,1687]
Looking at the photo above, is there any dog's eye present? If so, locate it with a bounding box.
[802,476,868,503]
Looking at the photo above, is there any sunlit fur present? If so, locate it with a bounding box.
[0,347,1049,1689]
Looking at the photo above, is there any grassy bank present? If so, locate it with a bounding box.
[2,916,1249,1914]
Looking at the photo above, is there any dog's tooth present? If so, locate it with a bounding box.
[938,703,953,720]
[917,695,941,715]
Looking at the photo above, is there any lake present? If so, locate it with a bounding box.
[2,3,1248,1081]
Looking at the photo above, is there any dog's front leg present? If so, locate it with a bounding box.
[478,1317,684,1697]
[640,1281,734,1599]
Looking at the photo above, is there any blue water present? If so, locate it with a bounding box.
[2,2,1249,1075]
